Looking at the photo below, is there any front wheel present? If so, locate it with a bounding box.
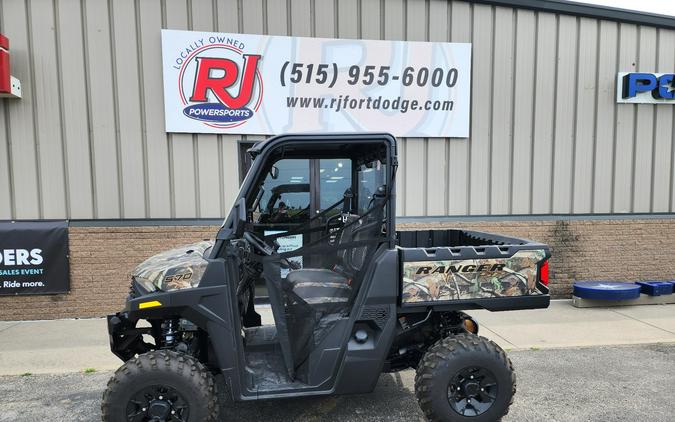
[415,334,516,422]
[101,350,219,422]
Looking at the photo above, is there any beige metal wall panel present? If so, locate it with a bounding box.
[592,20,619,213]
[111,0,146,218]
[242,0,264,35]
[426,1,451,216]
[138,0,171,218]
[572,17,598,214]
[216,0,241,216]
[267,0,290,35]
[165,0,197,219]
[84,0,121,218]
[490,6,515,214]
[511,9,536,215]
[361,0,382,39]
[633,27,657,212]
[2,0,40,218]
[56,0,95,220]
[447,1,471,216]
[652,31,675,212]
[0,102,10,219]
[530,12,557,214]
[468,4,493,215]
[384,0,404,41]
[552,15,577,214]
[191,0,222,218]
[426,137,448,215]
[613,24,638,213]
[403,0,427,216]
[338,0,359,38]
[28,1,67,219]
[291,0,312,36]
[1,0,674,220]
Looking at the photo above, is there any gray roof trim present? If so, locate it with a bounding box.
[468,0,675,29]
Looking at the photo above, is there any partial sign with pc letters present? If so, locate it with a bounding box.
[161,29,471,138]
[0,221,70,295]
[617,72,675,104]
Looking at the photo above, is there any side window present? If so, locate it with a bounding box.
[253,159,310,225]
[357,160,386,214]
[319,158,351,215]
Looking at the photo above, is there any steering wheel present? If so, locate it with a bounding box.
[243,232,275,256]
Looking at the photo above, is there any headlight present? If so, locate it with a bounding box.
[134,276,158,293]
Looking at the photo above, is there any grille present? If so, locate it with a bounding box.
[359,305,390,329]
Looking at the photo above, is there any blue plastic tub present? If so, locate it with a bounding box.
[573,281,641,300]
[636,281,673,296]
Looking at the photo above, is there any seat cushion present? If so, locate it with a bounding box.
[286,269,351,313]
[286,268,349,285]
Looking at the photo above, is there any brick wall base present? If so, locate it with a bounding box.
[1,218,673,321]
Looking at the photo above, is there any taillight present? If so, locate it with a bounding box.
[539,260,549,286]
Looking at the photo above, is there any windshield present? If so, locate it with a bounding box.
[252,159,311,225]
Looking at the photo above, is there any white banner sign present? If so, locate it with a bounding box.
[161,29,471,137]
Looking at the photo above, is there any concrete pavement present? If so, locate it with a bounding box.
[468,300,675,350]
[2,300,675,375]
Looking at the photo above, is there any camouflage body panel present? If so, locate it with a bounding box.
[132,241,213,291]
[402,249,546,304]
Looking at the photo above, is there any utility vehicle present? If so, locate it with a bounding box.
[102,133,551,422]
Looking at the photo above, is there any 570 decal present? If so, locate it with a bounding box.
[280,62,459,88]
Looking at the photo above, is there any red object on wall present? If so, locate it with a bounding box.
[0,33,9,94]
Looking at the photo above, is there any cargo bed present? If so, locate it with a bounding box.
[396,229,551,312]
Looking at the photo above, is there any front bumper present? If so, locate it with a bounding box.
[107,312,155,362]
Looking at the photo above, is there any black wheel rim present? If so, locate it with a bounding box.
[125,385,190,422]
[447,366,498,417]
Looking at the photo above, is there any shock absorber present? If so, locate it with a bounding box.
[161,319,179,348]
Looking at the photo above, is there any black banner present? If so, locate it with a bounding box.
[0,220,70,295]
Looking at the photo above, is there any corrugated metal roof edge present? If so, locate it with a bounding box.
[468,0,675,29]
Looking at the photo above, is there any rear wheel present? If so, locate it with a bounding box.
[415,334,515,422]
[101,350,219,422]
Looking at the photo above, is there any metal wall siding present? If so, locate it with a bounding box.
[84,0,121,218]
[511,9,535,215]
[552,15,577,214]
[592,20,618,214]
[112,0,146,218]
[530,12,557,214]
[0,0,674,220]
[653,31,675,212]
[468,4,492,215]
[572,17,598,214]
[0,102,10,219]
[3,0,40,218]
[490,6,514,215]
[29,1,68,219]
[633,27,657,213]
[139,0,171,218]
[447,1,471,216]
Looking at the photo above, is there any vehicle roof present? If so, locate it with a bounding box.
[246,132,397,159]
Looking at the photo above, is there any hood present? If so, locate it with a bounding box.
[132,241,214,291]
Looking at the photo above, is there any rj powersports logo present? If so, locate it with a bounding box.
[177,39,263,129]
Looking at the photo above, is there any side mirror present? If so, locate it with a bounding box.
[237,197,247,223]
[269,165,279,180]
[233,197,248,236]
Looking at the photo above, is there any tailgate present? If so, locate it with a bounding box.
[398,230,550,311]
